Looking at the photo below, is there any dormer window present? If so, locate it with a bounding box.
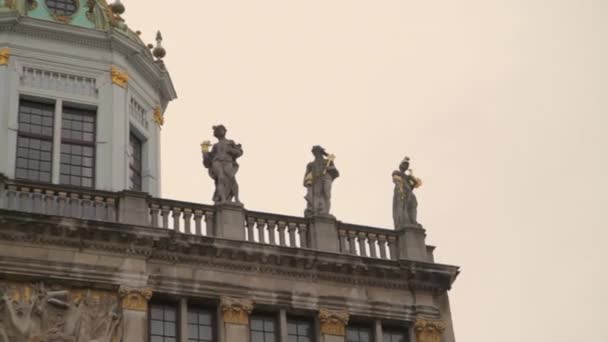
[45,0,79,17]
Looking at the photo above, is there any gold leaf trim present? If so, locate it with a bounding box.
[0,48,10,65]
[220,297,253,325]
[111,66,128,88]
[118,286,153,312]
[319,308,349,336]
[415,319,446,342]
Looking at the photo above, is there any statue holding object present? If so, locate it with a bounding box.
[201,125,244,205]
[304,145,339,217]
[393,156,423,228]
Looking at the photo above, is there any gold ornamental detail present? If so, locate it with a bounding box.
[153,106,164,127]
[111,66,129,88]
[118,286,153,312]
[0,48,10,65]
[415,319,446,342]
[220,297,253,325]
[319,308,349,336]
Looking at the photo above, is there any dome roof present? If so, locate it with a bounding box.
[2,0,145,45]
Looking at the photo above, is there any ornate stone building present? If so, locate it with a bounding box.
[0,2,459,342]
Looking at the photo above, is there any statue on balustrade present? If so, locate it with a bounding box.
[201,125,244,205]
[392,156,422,228]
[304,145,339,217]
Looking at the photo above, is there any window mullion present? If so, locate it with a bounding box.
[51,99,62,184]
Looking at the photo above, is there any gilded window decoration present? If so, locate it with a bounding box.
[44,0,79,23]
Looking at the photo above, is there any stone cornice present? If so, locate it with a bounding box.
[0,209,458,293]
[0,13,177,103]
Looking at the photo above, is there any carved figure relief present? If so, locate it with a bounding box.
[304,146,339,217]
[110,66,129,88]
[392,156,422,228]
[318,308,349,336]
[0,281,122,342]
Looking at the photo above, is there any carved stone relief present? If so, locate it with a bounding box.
[220,297,253,325]
[318,308,349,336]
[414,319,446,342]
[118,286,153,312]
[0,281,122,342]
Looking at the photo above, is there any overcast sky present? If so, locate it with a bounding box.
[125,1,608,341]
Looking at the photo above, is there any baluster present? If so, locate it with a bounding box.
[338,229,347,253]
[287,222,297,247]
[388,235,398,260]
[267,220,277,245]
[150,204,160,227]
[161,206,171,229]
[106,198,117,222]
[246,217,256,242]
[56,192,68,216]
[45,190,56,215]
[193,209,203,235]
[378,234,388,259]
[81,195,93,219]
[277,221,287,246]
[368,233,378,258]
[6,185,17,210]
[256,219,267,243]
[183,208,193,234]
[347,230,357,255]
[205,210,215,236]
[172,207,182,232]
[69,193,81,218]
[19,187,31,212]
[357,232,368,257]
[32,188,43,213]
[94,196,105,221]
[298,223,308,248]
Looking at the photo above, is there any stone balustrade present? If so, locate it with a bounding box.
[148,198,216,236]
[338,223,399,260]
[244,211,310,248]
[0,178,118,222]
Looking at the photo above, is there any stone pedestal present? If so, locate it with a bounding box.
[118,191,150,226]
[220,297,253,342]
[215,204,246,240]
[309,215,340,253]
[397,224,428,262]
[119,286,153,342]
[319,308,349,342]
[414,319,446,342]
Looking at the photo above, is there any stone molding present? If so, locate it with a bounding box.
[319,308,349,336]
[415,319,446,342]
[0,47,9,65]
[111,65,129,88]
[119,285,153,312]
[220,297,254,325]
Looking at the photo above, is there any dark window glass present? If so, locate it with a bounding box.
[60,106,95,188]
[187,308,214,342]
[383,329,408,342]
[250,315,276,342]
[45,0,78,16]
[287,318,312,342]
[128,133,143,191]
[347,326,372,342]
[16,100,54,183]
[150,303,178,342]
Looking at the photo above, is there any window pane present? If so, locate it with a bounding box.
[128,133,143,191]
[187,308,215,342]
[149,303,178,341]
[60,106,96,188]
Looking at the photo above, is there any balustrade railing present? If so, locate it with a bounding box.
[148,198,216,236]
[338,223,398,260]
[0,179,118,222]
[244,211,310,248]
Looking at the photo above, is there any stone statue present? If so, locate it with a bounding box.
[304,146,339,217]
[392,157,422,228]
[201,125,244,205]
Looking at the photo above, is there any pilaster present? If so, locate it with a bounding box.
[309,215,340,252]
[215,204,246,240]
[414,319,446,342]
[119,285,153,342]
[318,308,349,342]
[220,297,253,342]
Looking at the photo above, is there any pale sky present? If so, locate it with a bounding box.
[125,1,608,341]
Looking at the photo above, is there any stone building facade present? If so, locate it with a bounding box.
[0,2,459,342]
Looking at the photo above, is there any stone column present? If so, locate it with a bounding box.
[373,320,383,342]
[119,286,153,342]
[0,173,6,209]
[118,191,150,226]
[397,224,428,262]
[215,204,246,240]
[414,319,446,342]
[309,216,340,253]
[220,297,253,342]
[318,308,349,342]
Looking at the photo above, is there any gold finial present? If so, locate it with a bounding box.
[110,66,128,88]
[153,106,164,127]
[201,140,212,153]
[0,48,10,66]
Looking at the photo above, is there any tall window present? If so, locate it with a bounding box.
[16,100,54,183]
[347,326,372,342]
[150,303,178,342]
[287,318,312,342]
[60,106,95,188]
[383,329,408,342]
[187,308,214,342]
[128,133,143,191]
[250,315,276,342]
